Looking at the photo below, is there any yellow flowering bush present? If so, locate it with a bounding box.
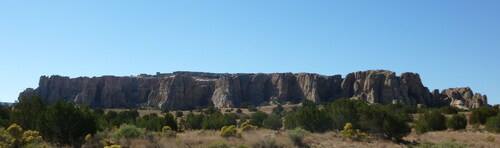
[21,130,42,143]
[161,126,177,138]
[240,122,258,131]
[487,136,495,142]
[220,125,238,137]
[104,144,122,148]
[85,134,92,142]
[340,123,367,141]
[1,124,44,147]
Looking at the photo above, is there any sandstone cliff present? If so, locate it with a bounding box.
[18,70,489,109]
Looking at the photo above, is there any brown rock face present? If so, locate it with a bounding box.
[438,87,488,109]
[340,70,432,106]
[147,75,214,110]
[18,70,489,109]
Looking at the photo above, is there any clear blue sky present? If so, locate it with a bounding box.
[0,1,498,104]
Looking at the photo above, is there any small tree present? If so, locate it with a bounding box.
[38,101,98,146]
[285,105,332,132]
[446,114,467,130]
[249,111,268,127]
[381,114,411,142]
[10,96,46,130]
[485,115,500,133]
[0,105,11,128]
[183,112,204,130]
[469,107,498,125]
[325,98,365,130]
[263,115,283,130]
[415,110,446,133]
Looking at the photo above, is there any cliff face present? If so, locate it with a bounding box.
[340,70,432,106]
[18,70,489,109]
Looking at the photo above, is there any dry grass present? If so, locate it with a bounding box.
[124,129,293,148]
[405,130,499,148]
[101,129,499,148]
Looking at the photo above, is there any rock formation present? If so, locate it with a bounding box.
[18,70,489,109]
[341,70,432,106]
[435,87,488,109]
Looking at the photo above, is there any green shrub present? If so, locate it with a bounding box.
[439,106,460,114]
[183,112,204,130]
[163,113,178,131]
[272,104,285,116]
[415,110,446,133]
[129,112,175,132]
[285,105,332,132]
[236,108,243,114]
[383,104,417,114]
[249,111,268,127]
[358,104,411,142]
[248,105,258,112]
[10,96,46,130]
[287,127,310,147]
[325,98,365,130]
[110,124,145,140]
[105,110,139,127]
[220,125,238,138]
[0,105,10,128]
[381,113,411,142]
[161,108,170,114]
[446,114,467,130]
[469,107,498,125]
[202,113,237,130]
[263,114,283,130]
[175,111,184,118]
[204,106,219,115]
[485,115,500,133]
[38,101,98,145]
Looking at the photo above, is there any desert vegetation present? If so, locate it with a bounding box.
[0,96,499,148]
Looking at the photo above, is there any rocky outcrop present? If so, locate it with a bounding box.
[18,70,489,109]
[340,70,432,106]
[436,87,488,109]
